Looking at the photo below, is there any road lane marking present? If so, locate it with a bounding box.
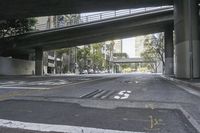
[149,115,160,129]
[0,80,71,87]
[114,90,132,100]
[114,95,121,99]
[0,86,49,90]
[0,119,145,133]
[0,77,114,101]
[121,94,130,99]
[50,77,106,89]
[118,91,126,95]
[179,106,200,132]
[0,77,111,90]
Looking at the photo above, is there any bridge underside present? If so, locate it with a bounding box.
[0,9,173,57]
[0,0,174,19]
[0,1,199,79]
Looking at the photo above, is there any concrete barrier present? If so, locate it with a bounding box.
[0,57,35,75]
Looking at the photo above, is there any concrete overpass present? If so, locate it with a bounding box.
[0,8,173,54]
[0,0,174,19]
[2,0,200,20]
[0,7,174,76]
[111,58,157,73]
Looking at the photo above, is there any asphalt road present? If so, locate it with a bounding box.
[0,73,199,133]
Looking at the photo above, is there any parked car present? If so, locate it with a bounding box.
[80,70,88,74]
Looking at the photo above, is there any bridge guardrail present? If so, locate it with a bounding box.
[34,6,173,31]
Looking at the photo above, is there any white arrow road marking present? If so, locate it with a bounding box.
[0,119,145,133]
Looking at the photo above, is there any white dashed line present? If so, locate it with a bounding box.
[0,119,145,133]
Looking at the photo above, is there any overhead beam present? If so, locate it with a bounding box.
[43,21,173,50]
[0,0,173,19]
[0,8,173,51]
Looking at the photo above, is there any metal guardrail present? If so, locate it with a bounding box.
[35,6,173,31]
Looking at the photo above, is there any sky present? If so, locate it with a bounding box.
[122,38,135,58]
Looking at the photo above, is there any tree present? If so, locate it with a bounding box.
[55,48,71,73]
[77,46,91,73]
[91,43,105,73]
[105,41,115,72]
[140,33,165,73]
[0,18,37,38]
[56,48,70,57]
[76,43,105,73]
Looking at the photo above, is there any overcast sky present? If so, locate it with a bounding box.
[122,38,135,58]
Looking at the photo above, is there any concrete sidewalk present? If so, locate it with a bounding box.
[161,75,200,92]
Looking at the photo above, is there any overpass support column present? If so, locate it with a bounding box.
[35,48,43,76]
[164,26,174,75]
[174,0,200,79]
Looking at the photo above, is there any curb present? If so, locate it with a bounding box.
[161,75,200,92]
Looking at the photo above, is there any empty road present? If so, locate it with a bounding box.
[0,73,199,133]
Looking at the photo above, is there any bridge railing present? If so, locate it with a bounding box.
[34,6,173,31]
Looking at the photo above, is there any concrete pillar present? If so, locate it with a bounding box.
[35,48,43,76]
[164,26,174,75]
[174,0,200,79]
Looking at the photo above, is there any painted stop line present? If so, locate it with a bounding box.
[114,90,132,100]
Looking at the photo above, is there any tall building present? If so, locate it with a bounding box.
[122,38,135,58]
[35,17,66,74]
[113,40,122,54]
[134,36,145,57]
[43,51,62,74]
